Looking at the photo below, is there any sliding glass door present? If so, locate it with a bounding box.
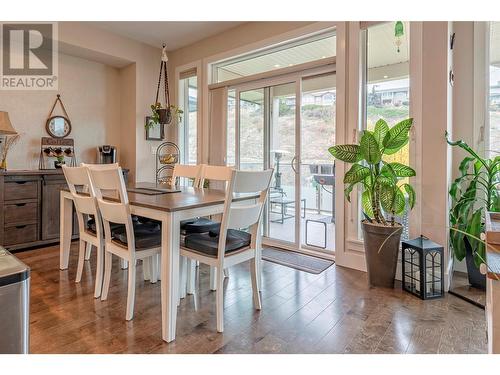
[232,72,335,254]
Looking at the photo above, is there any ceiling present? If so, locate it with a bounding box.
[88,21,245,50]
[367,21,409,69]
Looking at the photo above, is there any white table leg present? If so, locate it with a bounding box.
[161,212,180,343]
[59,192,73,270]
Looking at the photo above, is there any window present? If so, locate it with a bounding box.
[361,22,411,240]
[227,89,236,166]
[490,21,500,156]
[212,31,336,83]
[179,72,198,165]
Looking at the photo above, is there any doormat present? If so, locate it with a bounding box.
[262,247,334,274]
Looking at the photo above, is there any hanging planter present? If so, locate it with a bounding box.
[147,45,183,129]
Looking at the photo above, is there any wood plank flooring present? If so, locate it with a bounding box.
[15,243,487,354]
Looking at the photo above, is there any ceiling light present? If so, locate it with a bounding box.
[289,63,294,67]
[383,75,389,79]
[274,64,281,68]
[321,56,326,58]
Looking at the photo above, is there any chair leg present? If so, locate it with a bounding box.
[101,251,113,301]
[210,266,217,291]
[76,240,86,283]
[157,254,161,281]
[85,242,92,260]
[187,258,196,295]
[216,266,225,333]
[94,242,104,298]
[179,256,187,299]
[120,259,128,270]
[150,255,158,284]
[143,258,151,281]
[250,256,262,310]
[126,262,136,321]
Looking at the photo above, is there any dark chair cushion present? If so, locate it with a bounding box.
[87,215,140,234]
[184,229,251,257]
[181,217,220,234]
[111,221,161,250]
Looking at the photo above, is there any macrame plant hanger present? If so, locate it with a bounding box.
[154,44,172,125]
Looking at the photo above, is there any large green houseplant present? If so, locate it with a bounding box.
[329,118,415,287]
[446,133,500,289]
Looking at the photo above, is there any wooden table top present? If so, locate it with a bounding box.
[486,211,500,280]
[65,182,258,213]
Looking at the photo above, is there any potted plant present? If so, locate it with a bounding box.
[52,147,65,168]
[446,133,500,289]
[147,103,183,128]
[329,118,415,287]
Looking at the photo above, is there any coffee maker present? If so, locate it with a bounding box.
[97,145,117,164]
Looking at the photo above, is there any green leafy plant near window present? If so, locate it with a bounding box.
[147,103,183,129]
[329,118,416,225]
[446,132,500,269]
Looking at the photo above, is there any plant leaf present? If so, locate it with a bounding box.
[386,162,416,177]
[344,164,370,184]
[402,183,416,209]
[328,144,360,163]
[359,131,381,164]
[383,118,413,153]
[373,119,389,150]
[361,190,374,218]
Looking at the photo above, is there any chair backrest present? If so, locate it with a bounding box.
[172,164,202,188]
[87,164,136,253]
[62,165,101,236]
[217,169,273,260]
[200,165,233,189]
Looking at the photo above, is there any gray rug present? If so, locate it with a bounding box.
[262,247,334,274]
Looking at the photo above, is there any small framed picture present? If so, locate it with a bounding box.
[145,116,164,141]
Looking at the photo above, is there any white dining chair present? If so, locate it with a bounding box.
[181,169,273,332]
[62,165,107,298]
[172,163,202,188]
[87,164,162,321]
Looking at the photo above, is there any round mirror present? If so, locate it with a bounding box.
[46,116,71,138]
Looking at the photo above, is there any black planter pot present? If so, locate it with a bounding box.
[361,221,402,288]
[464,236,486,290]
[157,108,172,125]
[54,160,65,169]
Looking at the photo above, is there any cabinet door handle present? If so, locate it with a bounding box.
[15,181,27,184]
[15,203,27,207]
[15,225,27,229]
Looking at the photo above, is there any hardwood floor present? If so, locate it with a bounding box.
[16,243,487,354]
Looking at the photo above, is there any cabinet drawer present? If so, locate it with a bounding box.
[4,202,38,225]
[4,181,38,201]
[3,224,37,246]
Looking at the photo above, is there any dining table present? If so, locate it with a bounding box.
[59,181,259,343]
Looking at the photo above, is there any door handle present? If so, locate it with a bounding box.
[291,156,298,174]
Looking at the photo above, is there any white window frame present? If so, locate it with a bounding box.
[175,61,202,165]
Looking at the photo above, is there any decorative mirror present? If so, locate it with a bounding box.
[46,94,72,138]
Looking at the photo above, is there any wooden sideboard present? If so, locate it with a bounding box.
[0,168,128,251]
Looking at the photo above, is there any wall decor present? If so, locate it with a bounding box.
[39,137,76,169]
[46,94,72,138]
[145,116,164,141]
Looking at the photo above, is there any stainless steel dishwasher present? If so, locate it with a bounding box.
[0,247,30,354]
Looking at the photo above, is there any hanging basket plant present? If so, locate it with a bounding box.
[147,45,183,129]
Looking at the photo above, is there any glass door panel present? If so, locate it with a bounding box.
[300,73,336,251]
[268,82,296,244]
[239,89,265,171]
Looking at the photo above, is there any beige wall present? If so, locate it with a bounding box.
[1,53,121,169]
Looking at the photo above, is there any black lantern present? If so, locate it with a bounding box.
[402,236,444,300]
